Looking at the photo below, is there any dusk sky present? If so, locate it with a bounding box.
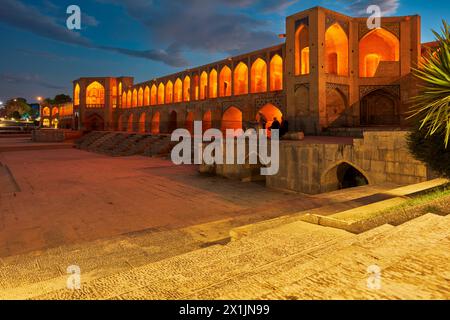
[0,0,449,103]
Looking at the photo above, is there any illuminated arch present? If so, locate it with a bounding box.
[234,62,248,95]
[43,118,50,127]
[118,82,122,97]
[295,25,309,75]
[118,115,123,131]
[219,66,232,97]
[200,71,208,100]
[168,110,177,133]
[203,110,212,132]
[158,83,165,105]
[251,58,267,93]
[139,113,146,133]
[51,118,59,129]
[222,106,242,132]
[144,86,150,105]
[127,90,132,108]
[138,87,144,106]
[42,107,50,117]
[151,112,160,134]
[166,80,173,104]
[183,76,191,102]
[185,112,194,134]
[325,23,349,76]
[151,84,157,105]
[193,75,199,100]
[270,55,283,91]
[209,69,218,98]
[256,103,283,130]
[86,81,105,105]
[52,107,59,116]
[359,28,400,77]
[132,89,138,107]
[74,83,80,105]
[174,78,182,103]
[121,93,127,108]
[127,114,134,132]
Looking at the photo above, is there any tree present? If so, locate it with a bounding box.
[46,94,72,105]
[5,98,32,119]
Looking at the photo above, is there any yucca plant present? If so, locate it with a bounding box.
[409,20,450,148]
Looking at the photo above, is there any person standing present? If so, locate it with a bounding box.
[280,117,289,137]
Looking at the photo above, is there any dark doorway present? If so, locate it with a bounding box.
[337,163,369,189]
[168,111,177,133]
[360,89,400,126]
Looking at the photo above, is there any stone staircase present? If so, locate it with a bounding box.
[1,211,448,300]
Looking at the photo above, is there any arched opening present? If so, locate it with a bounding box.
[203,110,212,132]
[52,107,59,116]
[256,103,283,129]
[85,114,104,131]
[326,88,347,127]
[234,62,248,95]
[151,84,157,105]
[86,81,105,105]
[118,82,122,101]
[174,78,182,103]
[322,162,369,192]
[120,93,125,109]
[127,114,134,132]
[193,75,200,100]
[359,28,400,77]
[219,66,232,97]
[151,112,160,135]
[118,115,123,131]
[158,83,165,105]
[325,23,349,76]
[127,90,132,108]
[209,69,218,98]
[166,80,173,104]
[43,119,50,127]
[295,25,309,75]
[138,88,144,106]
[251,58,267,93]
[131,89,137,107]
[200,72,208,100]
[42,107,50,117]
[222,106,242,132]
[360,89,400,125]
[139,113,146,133]
[168,111,178,133]
[185,112,194,134]
[183,76,191,102]
[144,86,150,106]
[270,54,283,91]
[51,118,59,129]
[74,83,80,106]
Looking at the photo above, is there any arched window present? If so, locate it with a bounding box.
[144,86,150,105]
[74,83,80,105]
[174,78,182,103]
[127,90,132,108]
[42,107,50,116]
[200,72,208,100]
[219,66,232,97]
[193,75,199,100]
[138,87,144,106]
[152,112,160,134]
[43,118,50,127]
[234,62,248,95]
[325,23,349,76]
[183,76,191,102]
[251,58,267,93]
[295,25,309,75]
[166,80,173,104]
[203,110,212,132]
[132,89,138,107]
[256,103,283,130]
[139,113,146,133]
[270,54,283,91]
[151,84,157,105]
[209,69,218,98]
[158,83,165,105]
[86,81,105,105]
[222,106,242,132]
[52,107,59,116]
[121,92,127,108]
[359,28,400,77]
[118,82,122,107]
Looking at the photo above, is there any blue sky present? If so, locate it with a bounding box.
[0,0,449,102]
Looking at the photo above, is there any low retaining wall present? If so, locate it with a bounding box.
[32,129,65,142]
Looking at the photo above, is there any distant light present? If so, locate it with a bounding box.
[13,99,17,102]
[37,96,43,102]
[278,33,286,39]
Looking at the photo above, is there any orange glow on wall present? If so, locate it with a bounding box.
[219,66,232,97]
[183,76,191,102]
[270,55,283,91]
[144,86,150,105]
[221,106,242,132]
[52,107,59,116]
[359,28,400,77]
[86,81,105,105]
[166,80,173,104]
[138,87,144,106]
[158,83,165,105]
[121,93,127,108]
[43,118,50,127]
[139,113,146,133]
[127,90,132,108]
[200,72,208,100]
[74,83,80,106]
[59,103,73,117]
[42,107,50,116]
[251,58,267,93]
[325,23,349,76]
[256,103,283,129]
[127,114,134,132]
[203,110,212,132]
[151,84,157,105]
[132,89,138,107]
[295,25,309,75]
[234,62,248,95]
[209,69,218,98]
[174,78,182,102]
[193,75,199,100]
[152,112,160,134]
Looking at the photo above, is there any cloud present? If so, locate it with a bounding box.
[341,0,400,16]
[0,73,66,90]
